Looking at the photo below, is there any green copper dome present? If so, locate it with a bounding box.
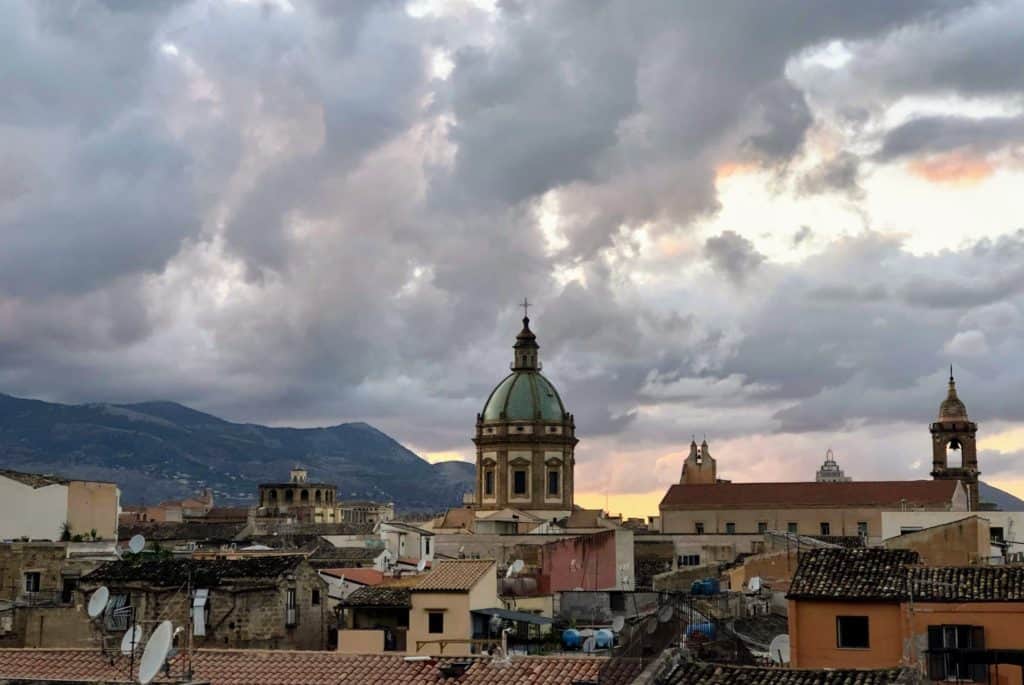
[482,371,566,421]
[480,314,568,422]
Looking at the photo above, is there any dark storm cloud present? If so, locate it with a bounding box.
[878,115,1024,160]
[2,0,1017,494]
[797,152,864,198]
[705,231,764,285]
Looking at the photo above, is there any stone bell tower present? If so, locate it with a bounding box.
[930,368,979,510]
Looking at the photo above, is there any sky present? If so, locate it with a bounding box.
[2,0,1024,517]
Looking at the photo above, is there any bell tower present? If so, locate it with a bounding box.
[930,368,979,510]
[680,438,717,485]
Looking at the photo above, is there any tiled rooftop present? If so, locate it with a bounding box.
[0,468,69,488]
[789,548,1024,602]
[320,567,384,586]
[659,661,913,684]
[117,521,247,542]
[0,649,630,685]
[341,585,411,608]
[660,480,959,510]
[83,555,305,588]
[414,559,495,592]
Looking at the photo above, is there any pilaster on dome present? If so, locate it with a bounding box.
[938,366,968,421]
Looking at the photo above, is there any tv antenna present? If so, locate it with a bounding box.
[505,559,524,579]
[769,634,791,665]
[87,587,110,619]
[138,621,173,685]
[128,534,146,555]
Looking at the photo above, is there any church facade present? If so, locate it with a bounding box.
[472,313,577,513]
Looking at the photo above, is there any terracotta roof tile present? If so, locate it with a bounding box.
[413,559,495,592]
[660,480,959,510]
[789,547,1024,602]
[660,661,912,684]
[0,649,627,685]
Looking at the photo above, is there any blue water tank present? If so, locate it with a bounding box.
[690,578,721,595]
[686,622,716,639]
[562,628,582,649]
[594,629,614,649]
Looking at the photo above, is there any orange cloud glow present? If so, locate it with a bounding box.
[715,161,759,180]
[907,153,995,186]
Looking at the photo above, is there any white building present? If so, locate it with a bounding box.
[0,470,120,542]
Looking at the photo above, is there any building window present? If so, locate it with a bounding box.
[694,522,705,535]
[424,537,431,556]
[286,588,298,627]
[285,490,294,503]
[757,522,768,534]
[679,554,700,567]
[991,526,1005,542]
[900,526,922,535]
[484,469,494,497]
[61,577,78,604]
[513,470,528,496]
[547,470,560,496]
[787,522,798,534]
[857,521,868,537]
[820,522,831,536]
[428,611,445,634]
[312,589,320,606]
[836,616,870,649]
[927,625,985,682]
[301,489,309,503]
[23,572,41,594]
[725,522,736,535]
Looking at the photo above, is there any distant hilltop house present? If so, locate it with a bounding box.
[0,469,119,542]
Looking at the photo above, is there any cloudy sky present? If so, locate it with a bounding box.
[3,0,1024,515]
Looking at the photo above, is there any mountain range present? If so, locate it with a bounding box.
[0,393,475,511]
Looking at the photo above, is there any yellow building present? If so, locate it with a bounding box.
[408,559,499,657]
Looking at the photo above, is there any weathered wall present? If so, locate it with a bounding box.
[0,478,67,541]
[789,599,903,669]
[884,516,989,566]
[540,530,618,592]
[408,592,471,656]
[337,628,384,654]
[66,482,120,542]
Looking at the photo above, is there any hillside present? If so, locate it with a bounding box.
[980,481,1024,511]
[0,393,473,511]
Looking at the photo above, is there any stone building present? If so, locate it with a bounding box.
[473,313,577,513]
[79,555,327,650]
[815,449,851,482]
[930,370,980,510]
[258,467,338,523]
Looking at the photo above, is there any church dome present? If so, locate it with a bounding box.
[480,314,568,422]
[482,371,566,421]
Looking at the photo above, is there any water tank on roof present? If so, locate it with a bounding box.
[594,629,614,649]
[686,622,716,640]
[500,576,538,596]
[561,628,582,649]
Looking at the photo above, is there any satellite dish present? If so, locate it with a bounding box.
[748,576,762,592]
[120,624,143,655]
[510,559,524,575]
[644,616,658,635]
[138,621,173,685]
[129,535,146,554]
[658,605,674,623]
[416,559,427,573]
[489,615,503,634]
[582,637,596,653]
[611,616,625,632]
[769,634,791,665]
[87,587,110,619]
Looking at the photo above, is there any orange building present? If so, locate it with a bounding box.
[788,547,1024,684]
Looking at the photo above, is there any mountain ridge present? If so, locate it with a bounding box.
[0,392,474,511]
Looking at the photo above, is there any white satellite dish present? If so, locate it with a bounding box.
[582,637,596,653]
[120,624,143,655]
[138,621,173,685]
[644,616,658,635]
[748,576,762,592]
[611,616,625,632]
[416,559,427,573]
[128,534,146,554]
[658,605,674,623]
[769,634,791,665]
[510,559,525,575]
[87,587,110,619]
